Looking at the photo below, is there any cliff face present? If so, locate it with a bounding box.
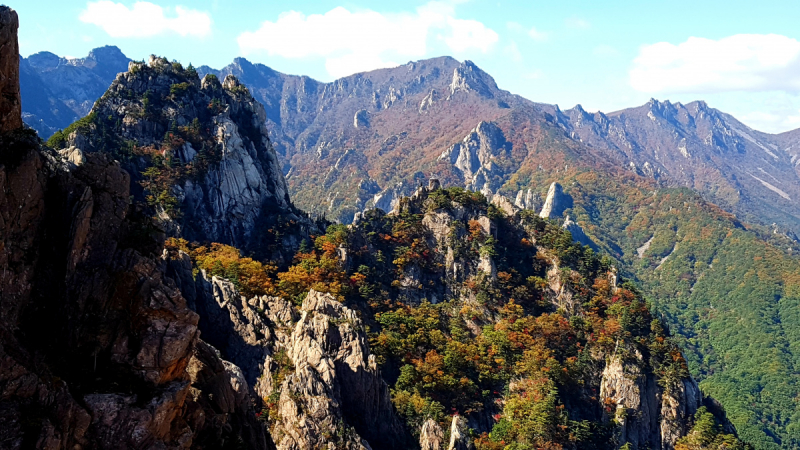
[0,7,269,449]
[165,255,413,449]
[600,353,702,449]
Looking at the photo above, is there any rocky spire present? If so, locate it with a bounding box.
[0,6,21,133]
[539,182,573,219]
[420,419,444,450]
[447,416,476,450]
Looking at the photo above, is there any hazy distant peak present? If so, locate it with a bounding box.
[26,51,60,70]
[85,45,127,64]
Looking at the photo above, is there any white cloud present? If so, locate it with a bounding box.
[528,27,548,42]
[630,34,800,94]
[237,2,498,78]
[444,17,498,53]
[503,41,522,62]
[565,17,590,29]
[79,1,211,38]
[507,21,548,42]
[739,110,800,133]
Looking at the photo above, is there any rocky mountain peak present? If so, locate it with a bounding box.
[25,50,61,70]
[20,44,131,138]
[539,182,573,219]
[82,45,129,78]
[52,54,310,261]
[449,59,497,98]
[437,120,510,193]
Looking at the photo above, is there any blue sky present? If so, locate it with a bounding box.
[14,0,800,133]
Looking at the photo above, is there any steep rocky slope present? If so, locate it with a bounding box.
[20,46,130,138]
[548,100,800,233]
[194,58,800,449]
[0,8,270,449]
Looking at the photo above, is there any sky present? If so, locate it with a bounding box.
[13,0,800,133]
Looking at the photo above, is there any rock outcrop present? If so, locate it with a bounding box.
[562,215,594,248]
[0,6,21,132]
[600,354,701,450]
[170,256,414,450]
[514,188,542,211]
[437,121,510,193]
[447,416,476,450]
[276,291,409,448]
[420,419,444,450]
[448,60,497,99]
[539,182,573,219]
[55,55,313,262]
[354,109,369,128]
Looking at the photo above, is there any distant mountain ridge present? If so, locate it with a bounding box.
[548,99,800,234]
[196,55,800,237]
[20,45,129,137]
[22,47,800,235]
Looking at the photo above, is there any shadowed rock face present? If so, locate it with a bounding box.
[174,272,413,449]
[0,8,270,449]
[0,6,20,132]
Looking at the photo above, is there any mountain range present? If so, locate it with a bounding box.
[23,47,800,237]
[15,42,800,449]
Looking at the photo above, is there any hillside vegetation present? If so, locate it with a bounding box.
[168,186,751,449]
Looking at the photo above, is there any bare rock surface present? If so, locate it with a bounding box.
[55,54,312,262]
[539,182,573,219]
[420,419,445,450]
[437,121,510,192]
[271,290,409,450]
[0,6,21,132]
[447,416,476,450]
[600,354,701,450]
